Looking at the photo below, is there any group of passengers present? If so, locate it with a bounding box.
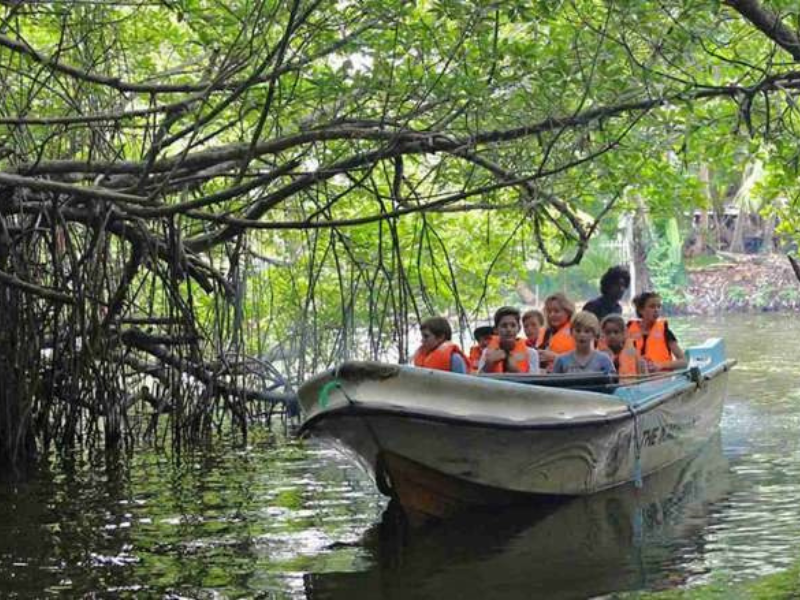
[413,266,688,377]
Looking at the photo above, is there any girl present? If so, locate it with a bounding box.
[628,292,687,371]
[538,292,576,369]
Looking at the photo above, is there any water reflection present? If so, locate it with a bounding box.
[2,314,800,598]
[305,437,730,600]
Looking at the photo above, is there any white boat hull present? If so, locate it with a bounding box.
[299,340,734,517]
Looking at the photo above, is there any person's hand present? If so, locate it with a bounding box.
[499,338,516,352]
[538,349,557,365]
[484,348,507,364]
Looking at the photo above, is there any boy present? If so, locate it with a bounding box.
[600,314,645,376]
[552,311,615,375]
[522,309,545,349]
[479,307,540,374]
[468,324,494,373]
[413,316,469,373]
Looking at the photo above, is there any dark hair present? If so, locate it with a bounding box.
[600,314,626,331]
[632,292,661,317]
[493,306,521,328]
[522,309,545,326]
[600,266,631,296]
[420,316,452,340]
[473,325,494,340]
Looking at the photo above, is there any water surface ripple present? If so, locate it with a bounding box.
[1,314,798,599]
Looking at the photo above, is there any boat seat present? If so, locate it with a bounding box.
[482,373,621,394]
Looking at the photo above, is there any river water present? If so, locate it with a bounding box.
[1,314,799,599]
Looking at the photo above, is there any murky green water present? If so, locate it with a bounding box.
[1,314,799,599]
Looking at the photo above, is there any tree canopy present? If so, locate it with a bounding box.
[1,0,799,463]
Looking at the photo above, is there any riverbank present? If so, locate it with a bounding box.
[612,563,800,599]
[674,253,800,314]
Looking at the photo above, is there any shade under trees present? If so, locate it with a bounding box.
[1,0,799,468]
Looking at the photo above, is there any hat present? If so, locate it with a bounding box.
[473,325,494,340]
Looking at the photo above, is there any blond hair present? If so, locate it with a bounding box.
[571,310,601,336]
[544,292,576,321]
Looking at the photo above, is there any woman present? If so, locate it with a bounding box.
[627,292,687,371]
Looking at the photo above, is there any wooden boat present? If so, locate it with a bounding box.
[298,338,735,519]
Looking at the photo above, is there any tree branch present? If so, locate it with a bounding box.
[725,0,800,62]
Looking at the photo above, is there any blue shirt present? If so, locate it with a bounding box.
[553,350,616,375]
[450,353,468,374]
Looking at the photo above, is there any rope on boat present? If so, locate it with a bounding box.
[317,379,343,408]
[317,371,394,497]
[622,366,704,489]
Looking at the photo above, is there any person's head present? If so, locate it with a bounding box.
[420,316,451,351]
[600,266,631,302]
[493,306,521,342]
[571,311,601,349]
[473,325,494,349]
[633,292,662,323]
[544,293,575,329]
[601,314,627,352]
[522,309,544,341]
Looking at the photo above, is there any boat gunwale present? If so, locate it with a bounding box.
[299,359,734,434]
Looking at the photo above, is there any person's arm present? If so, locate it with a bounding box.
[538,348,557,366]
[450,352,468,374]
[552,356,565,374]
[479,347,505,373]
[602,352,617,375]
[527,348,540,374]
[667,340,687,370]
[661,323,687,370]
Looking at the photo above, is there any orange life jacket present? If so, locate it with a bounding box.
[413,341,467,372]
[485,336,530,373]
[546,323,576,354]
[610,339,640,376]
[468,345,483,372]
[627,319,671,367]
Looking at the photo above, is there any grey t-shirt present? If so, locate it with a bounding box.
[552,350,616,375]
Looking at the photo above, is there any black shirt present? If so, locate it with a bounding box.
[582,296,622,321]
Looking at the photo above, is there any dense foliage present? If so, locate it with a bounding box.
[1,0,799,462]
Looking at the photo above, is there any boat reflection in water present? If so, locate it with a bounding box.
[304,436,730,600]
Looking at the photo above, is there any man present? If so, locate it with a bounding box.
[582,266,631,321]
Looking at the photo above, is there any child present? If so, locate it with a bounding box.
[413,316,469,373]
[552,311,615,375]
[479,306,539,374]
[538,292,577,369]
[522,309,545,349]
[628,292,687,372]
[468,324,494,373]
[600,314,646,376]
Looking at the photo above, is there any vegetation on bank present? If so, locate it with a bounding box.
[3,0,800,465]
[613,563,800,600]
